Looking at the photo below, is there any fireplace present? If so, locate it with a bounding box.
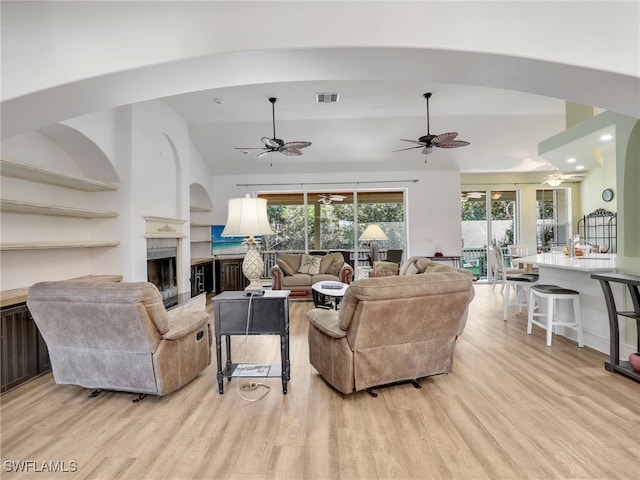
[147,241,179,302]
[145,216,187,306]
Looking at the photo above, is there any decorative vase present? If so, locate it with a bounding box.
[629,352,640,373]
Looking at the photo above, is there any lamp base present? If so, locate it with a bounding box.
[244,287,265,296]
[242,237,265,295]
[370,242,380,263]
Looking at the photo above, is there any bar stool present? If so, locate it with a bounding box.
[503,273,539,320]
[527,284,584,347]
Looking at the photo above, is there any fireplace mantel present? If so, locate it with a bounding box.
[145,216,187,239]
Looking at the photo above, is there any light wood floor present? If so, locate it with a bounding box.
[1,284,638,480]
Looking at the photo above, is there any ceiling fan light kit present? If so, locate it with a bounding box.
[234,97,311,159]
[393,92,470,159]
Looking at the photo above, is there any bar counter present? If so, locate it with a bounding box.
[514,253,629,357]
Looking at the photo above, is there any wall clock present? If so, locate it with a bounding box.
[602,188,614,202]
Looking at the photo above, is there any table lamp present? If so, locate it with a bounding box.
[359,224,388,263]
[221,194,274,295]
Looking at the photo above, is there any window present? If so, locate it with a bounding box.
[536,188,569,252]
[259,190,405,255]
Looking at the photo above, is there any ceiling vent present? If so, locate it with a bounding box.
[316,92,339,104]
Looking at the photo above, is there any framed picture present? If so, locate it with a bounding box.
[211,225,246,255]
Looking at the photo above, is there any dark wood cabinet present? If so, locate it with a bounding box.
[214,256,248,294]
[1,303,51,393]
[190,259,215,297]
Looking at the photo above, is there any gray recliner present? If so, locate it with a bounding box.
[27,281,211,396]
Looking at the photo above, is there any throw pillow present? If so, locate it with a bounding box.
[298,254,322,275]
[320,252,344,274]
[372,261,399,277]
[326,256,344,277]
[277,258,296,276]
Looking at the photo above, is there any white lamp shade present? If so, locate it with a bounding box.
[221,194,274,237]
[359,224,388,241]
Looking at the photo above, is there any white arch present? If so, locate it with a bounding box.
[3,46,638,139]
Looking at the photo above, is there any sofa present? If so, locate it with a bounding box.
[270,252,353,297]
[27,281,211,397]
[306,271,473,394]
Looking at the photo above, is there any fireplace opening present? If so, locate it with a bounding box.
[147,246,178,305]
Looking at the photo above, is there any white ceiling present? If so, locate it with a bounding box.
[162,80,571,176]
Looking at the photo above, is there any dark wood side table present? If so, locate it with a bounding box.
[591,272,640,382]
[213,290,290,394]
[426,256,461,268]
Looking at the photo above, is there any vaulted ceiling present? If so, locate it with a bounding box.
[2,1,637,179]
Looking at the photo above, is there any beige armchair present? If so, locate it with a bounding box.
[306,272,473,394]
[27,281,211,397]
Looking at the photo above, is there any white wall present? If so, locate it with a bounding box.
[210,170,463,259]
[1,101,207,291]
[580,146,618,216]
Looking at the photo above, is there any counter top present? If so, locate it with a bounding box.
[516,253,616,273]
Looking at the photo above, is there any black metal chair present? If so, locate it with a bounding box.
[385,249,403,265]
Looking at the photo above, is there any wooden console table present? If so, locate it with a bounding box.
[0,275,123,393]
[591,272,640,382]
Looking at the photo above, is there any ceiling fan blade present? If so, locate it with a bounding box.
[257,150,272,159]
[392,145,423,153]
[436,140,470,149]
[234,147,268,150]
[432,132,459,144]
[283,141,311,150]
[280,149,303,156]
[422,146,434,154]
[400,139,426,145]
[262,137,280,148]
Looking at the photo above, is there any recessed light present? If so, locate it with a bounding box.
[567,157,576,163]
[213,98,224,105]
[600,133,613,141]
[576,165,585,170]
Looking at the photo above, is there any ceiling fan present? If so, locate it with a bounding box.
[460,192,485,202]
[393,92,470,157]
[541,171,586,186]
[234,97,311,158]
[318,193,345,205]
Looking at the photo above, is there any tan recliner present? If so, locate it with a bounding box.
[372,256,475,336]
[27,281,211,396]
[306,272,473,394]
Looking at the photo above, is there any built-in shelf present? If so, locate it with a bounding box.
[1,159,119,192]
[191,239,212,244]
[0,241,120,251]
[190,206,212,213]
[190,222,211,228]
[1,199,118,218]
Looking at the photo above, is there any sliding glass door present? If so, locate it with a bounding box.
[259,190,405,276]
[461,190,518,281]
